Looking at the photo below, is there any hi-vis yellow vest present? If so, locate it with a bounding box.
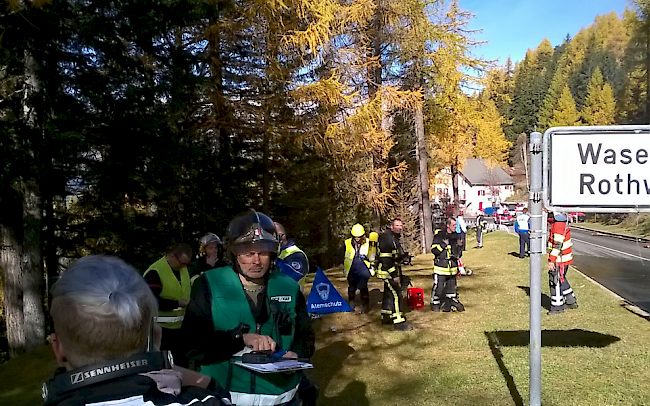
[144,257,190,329]
[343,238,370,277]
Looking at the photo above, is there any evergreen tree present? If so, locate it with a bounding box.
[549,85,581,126]
[581,67,616,125]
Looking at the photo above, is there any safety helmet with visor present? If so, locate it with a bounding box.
[226,210,279,261]
[199,233,222,251]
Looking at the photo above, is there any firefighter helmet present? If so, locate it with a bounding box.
[199,233,222,253]
[225,210,279,262]
[351,223,365,237]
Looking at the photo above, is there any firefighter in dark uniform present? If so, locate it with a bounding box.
[430,217,465,312]
[377,218,413,331]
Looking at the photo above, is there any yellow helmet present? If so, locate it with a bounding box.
[369,231,379,242]
[351,223,365,237]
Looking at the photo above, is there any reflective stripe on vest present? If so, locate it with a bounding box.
[230,384,300,406]
[144,257,190,329]
[432,245,458,276]
[279,245,304,260]
[548,223,573,265]
[155,315,184,323]
[343,238,370,277]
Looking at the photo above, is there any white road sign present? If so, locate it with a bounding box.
[544,125,650,212]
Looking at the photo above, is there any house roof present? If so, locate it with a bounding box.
[460,159,514,186]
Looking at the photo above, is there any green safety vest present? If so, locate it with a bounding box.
[343,238,370,277]
[200,266,302,404]
[144,257,191,329]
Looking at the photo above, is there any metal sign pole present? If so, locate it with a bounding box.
[529,131,543,406]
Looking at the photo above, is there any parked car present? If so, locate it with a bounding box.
[569,212,585,222]
[494,209,514,226]
[515,203,526,214]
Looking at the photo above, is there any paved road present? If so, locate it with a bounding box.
[505,224,650,312]
[570,227,650,313]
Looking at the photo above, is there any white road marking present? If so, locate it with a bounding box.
[573,238,650,261]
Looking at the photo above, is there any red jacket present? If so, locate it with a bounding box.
[548,221,573,265]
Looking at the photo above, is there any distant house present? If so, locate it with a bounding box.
[432,159,515,215]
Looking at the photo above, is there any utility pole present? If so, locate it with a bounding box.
[528,131,543,406]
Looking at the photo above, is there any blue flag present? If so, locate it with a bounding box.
[307,267,354,314]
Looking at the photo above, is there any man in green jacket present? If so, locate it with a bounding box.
[144,243,193,357]
[180,210,315,406]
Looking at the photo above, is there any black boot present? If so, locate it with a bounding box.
[450,299,465,312]
[347,295,356,309]
[565,295,578,309]
[393,322,413,331]
[441,300,452,312]
[431,303,441,312]
[359,293,370,314]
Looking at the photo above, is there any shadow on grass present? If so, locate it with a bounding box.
[306,340,370,406]
[485,329,620,406]
[489,329,620,347]
[484,332,523,406]
[621,302,650,321]
[508,251,527,258]
[518,286,551,311]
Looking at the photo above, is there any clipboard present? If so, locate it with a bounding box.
[233,360,314,374]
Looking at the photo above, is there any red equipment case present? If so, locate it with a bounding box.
[407,287,425,310]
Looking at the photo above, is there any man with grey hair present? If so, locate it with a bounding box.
[42,255,230,406]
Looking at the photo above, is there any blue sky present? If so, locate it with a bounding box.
[460,0,629,65]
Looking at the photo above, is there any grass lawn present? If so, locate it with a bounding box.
[0,343,57,405]
[575,220,650,239]
[304,231,650,406]
[2,231,650,405]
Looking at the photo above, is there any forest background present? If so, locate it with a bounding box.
[1,0,648,358]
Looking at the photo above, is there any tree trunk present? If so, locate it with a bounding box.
[451,159,461,217]
[368,1,385,229]
[18,49,46,354]
[2,220,25,358]
[206,15,233,211]
[521,136,529,191]
[414,103,433,252]
[262,18,279,214]
[21,183,46,351]
[646,33,650,123]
